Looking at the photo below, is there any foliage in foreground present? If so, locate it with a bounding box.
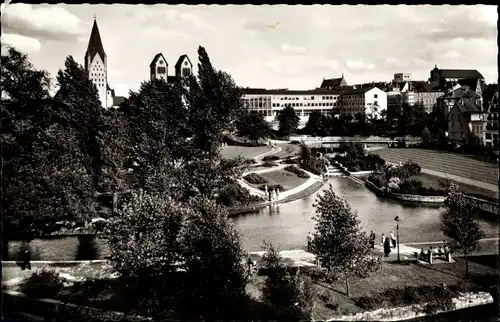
[20,268,64,298]
[442,184,486,278]
[105,191,249,319]
[309,185,381,296]
[261,242,314,320]
[356,284,456,314]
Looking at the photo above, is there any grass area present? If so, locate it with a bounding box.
[272,143,301,159]
[309,256,498,319]
[220,146,272,159]
[248,169,309,191]
[374,148,498,186]
[416,173,499,201]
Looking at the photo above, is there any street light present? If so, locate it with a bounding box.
[394,216,401,262]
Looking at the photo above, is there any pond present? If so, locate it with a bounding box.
[6,177,498,260]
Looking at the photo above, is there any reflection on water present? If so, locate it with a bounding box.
[5,177,498,260]
[232,177,498,252]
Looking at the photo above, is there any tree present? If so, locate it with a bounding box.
[186,46,245,159]
[236,110,271,145]
[53,56,105,192]
[441,184,485,279]
[303,110,323,136]
[309,185,381,296]
[180,197,248,319]
[276,105,300,137]
[261,242,314,319]
[1,48,95,242]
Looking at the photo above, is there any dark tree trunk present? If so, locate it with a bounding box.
[345,278,350,296]
[464,252,469,279]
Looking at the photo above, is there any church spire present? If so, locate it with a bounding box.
[84,18,106,70]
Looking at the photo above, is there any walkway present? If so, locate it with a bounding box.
[240,146,324,203]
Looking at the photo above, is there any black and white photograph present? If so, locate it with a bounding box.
[1,3,499,321]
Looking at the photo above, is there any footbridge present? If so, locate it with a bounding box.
[289,136,422,148]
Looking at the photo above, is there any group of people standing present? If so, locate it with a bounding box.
[369,230,398,257]
[264,185,280,202]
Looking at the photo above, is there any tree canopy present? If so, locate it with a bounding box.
[309,185,381,295]
[235,110,271,145]
[276,104,300,137]
[441,184,485,278]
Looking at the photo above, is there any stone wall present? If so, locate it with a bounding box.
[3,290,151,321]
[365,180,446,203]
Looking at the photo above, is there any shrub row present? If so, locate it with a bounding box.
[262,162,279,168]
[244,173,268,184]
[284,165,310,178]
[262,155,280,162]
[216,183,264,207]
[259,184,284,192]
[356,285,456,314]
[335,153,385,172]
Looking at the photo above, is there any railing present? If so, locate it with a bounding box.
[289,136,422,143]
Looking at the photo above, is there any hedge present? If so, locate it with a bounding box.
[258,184,284,192]
[284,165,310,178]
[262,155,280,162]
[243,173,268,184]
[262,162,279,167]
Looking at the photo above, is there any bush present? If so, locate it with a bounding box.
[259,184,284,192]
[20,268,64,298]
[356,285,456,312]
[368,173,388,188]
[284,165,310,178]
[262,162,278,168]
[398,178,423,194]
[244,173,268,184]
[283,157,299,165]
[217,183,263,207]
[262,155,280,162]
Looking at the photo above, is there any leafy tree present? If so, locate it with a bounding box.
[53,56,105,192]
[276,104,300,137]
[441,184,486,278]
[309,185,381,296]
[185,46,245,159]
[180,197,248,319]
[236,110,271,145]
[2,48,95,242]
[261,242,314,320]
[303,110,323,136]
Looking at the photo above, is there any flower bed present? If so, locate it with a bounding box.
[284,165,310,178]
[333,154,385,173]
[243,173,268,184]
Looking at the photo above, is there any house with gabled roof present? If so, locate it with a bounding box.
[447,98,485,146]
[320,74,347,90]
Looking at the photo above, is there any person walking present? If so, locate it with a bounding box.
[381,233,385,246]
[369,230,376,249]
[384,237,392,257]
[390,231,397,248]
[22,249,31,270]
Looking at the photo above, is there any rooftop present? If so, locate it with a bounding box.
[434,68,484,80]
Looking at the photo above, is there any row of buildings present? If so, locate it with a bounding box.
[241,67,498,149]
[84,18,497,149]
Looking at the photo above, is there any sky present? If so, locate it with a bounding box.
[1,4,498,97]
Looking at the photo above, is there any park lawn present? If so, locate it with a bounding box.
[248,169,309,192]
[374,148,498,185]
[247,255,498,320]
[220,146,272,159]
[272,143,301,159]
[416,173,499,202]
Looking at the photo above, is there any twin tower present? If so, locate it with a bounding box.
[84,18,193,108]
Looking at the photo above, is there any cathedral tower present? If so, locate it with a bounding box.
[85,18,108,108]
[150,53,168,82]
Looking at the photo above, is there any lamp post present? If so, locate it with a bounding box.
[394,216,401,262]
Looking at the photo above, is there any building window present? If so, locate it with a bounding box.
[374,94,378,98]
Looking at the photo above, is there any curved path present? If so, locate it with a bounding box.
[239,145,324,202]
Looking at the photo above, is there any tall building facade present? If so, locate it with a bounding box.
[84,18,111,108]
